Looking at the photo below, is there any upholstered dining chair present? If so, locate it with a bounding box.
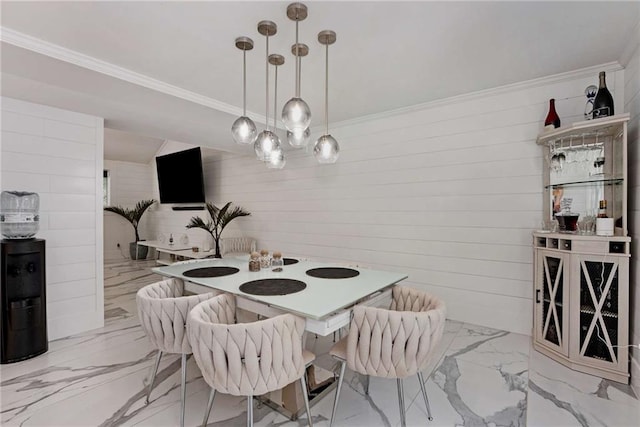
[329,285,446,427]
[136,278,218,427]
[187,293,315,427]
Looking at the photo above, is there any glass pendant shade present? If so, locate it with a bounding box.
[254,130,281,161]
[287,127,311,147]
[231,116,257,145]
[313,134,339,164]
[282,97,311,132]
[267,146,286,169]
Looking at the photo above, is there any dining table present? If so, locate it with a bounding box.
[151,256,408,336]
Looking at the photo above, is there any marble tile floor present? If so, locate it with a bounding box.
[1,259,638,426]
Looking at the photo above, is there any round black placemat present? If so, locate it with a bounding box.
[239,278,307,296]
[183,267,240,278]
[306,267,360,279]
[283,258,299,265]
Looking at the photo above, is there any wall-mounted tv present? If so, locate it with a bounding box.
[155,147,206,204]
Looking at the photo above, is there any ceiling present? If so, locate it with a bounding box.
[1,1,639,156]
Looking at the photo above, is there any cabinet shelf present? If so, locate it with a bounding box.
[537,113,630,146]
[545,177,623,189]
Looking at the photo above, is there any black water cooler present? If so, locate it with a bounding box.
[1,238,48,363]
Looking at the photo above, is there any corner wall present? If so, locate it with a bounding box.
[210,65,624,336]
[622,23,640,394]
[1,97,104,340]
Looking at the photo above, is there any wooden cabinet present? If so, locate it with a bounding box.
[533,234,630,383]
[533,114,631,384]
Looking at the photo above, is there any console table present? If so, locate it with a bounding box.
[137,240,214,265]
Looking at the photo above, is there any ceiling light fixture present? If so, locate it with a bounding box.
[267,54,286,169]
[313,30,339,164]
[236,3,339,168]
[254,20,281,162]
[282,2,312,142]
[287,42,311,148]
[231,37,257,145]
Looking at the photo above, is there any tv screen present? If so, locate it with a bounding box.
[155,148,206,204]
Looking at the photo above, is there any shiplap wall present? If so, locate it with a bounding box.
[204,65,624,335]
[623,33,640,393]
[1,97,104,340]
[103,159,154,260]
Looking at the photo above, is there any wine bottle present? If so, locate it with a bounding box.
[592,71,614,119]
[544,99,561,130]
[597,200,607,218]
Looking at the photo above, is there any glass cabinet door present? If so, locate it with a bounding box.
[535,251,569,356]
[570,254,628,370]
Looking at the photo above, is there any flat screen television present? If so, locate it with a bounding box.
[155,147,206,204]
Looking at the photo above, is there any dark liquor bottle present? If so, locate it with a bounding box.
[597,200,607,218]
[544,99,561,129]
[592,71,614,119]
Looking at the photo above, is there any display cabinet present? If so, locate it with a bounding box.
[533,114,631,383]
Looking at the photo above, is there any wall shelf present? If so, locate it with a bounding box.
[545,177,623,189]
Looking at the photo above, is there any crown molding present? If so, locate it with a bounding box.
[330,61,624,131]
[0,26,268,125]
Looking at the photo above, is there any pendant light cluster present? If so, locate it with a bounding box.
[231,2,339,167]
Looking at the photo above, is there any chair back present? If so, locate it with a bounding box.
[346,286,446,379]
[187,294,307,396]
[136,278,217,354]
[220,237,257,257]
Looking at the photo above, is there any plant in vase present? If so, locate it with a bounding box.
[104,199,155,260]
[186,202,251,258]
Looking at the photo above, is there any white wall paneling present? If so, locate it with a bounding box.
[622,25,640,393]
[204,67,625,336]
[1,97,104,340]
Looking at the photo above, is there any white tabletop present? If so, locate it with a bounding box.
[152,258,407,320]
[138,240,192,251]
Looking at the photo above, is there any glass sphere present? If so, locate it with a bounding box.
[254,130,281,161]
[282,97,311,132]
[287,127,311,148]
[231,116,257,145]
[313,134,339,164]
[267,146,286,169]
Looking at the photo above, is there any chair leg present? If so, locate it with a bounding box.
[299,372,314,427]
[145,350,163,404]
[330,360,347,427]
[417,372,433,421]
[180,353,187,427]
[202,387,216,427]
[247,395,253,427]
[364,375,370,395]
[396,378,406,427]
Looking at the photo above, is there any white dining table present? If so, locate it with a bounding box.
[152,257,408,336]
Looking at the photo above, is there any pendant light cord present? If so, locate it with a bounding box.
[242,49,247,116]
[325,42,329,135]
[265,35,270,131]
[295,20,300,97]
[273,63,278,131]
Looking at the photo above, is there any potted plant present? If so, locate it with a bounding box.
[104,199,156,260]
[186,201,250,258]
